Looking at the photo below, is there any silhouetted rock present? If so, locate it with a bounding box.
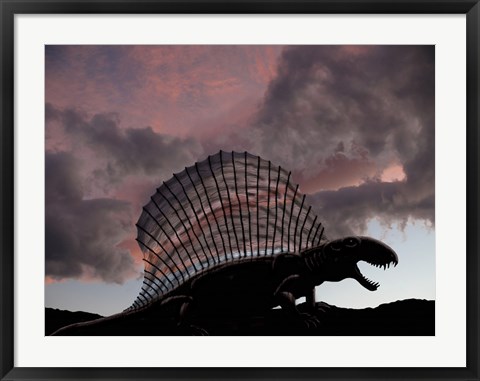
[49,298,434,336]
[45,308,103,336]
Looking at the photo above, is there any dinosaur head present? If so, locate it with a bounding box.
[319,236,398,291]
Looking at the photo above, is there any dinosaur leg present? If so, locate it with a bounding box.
[275,289,297,314]
[271,254,320,328]
[274,275,321,329]
[160,295,208,335]
[305,287,316,311]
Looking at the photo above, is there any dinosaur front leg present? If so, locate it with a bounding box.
[274,274,301,312]
[273,275,320,329]
[306,287,316,311]
[272,253,317,313]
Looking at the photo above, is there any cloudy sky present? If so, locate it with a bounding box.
[45,45,435,316]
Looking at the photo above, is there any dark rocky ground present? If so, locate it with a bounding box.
[47,298,434,336]
[45,308,103,336]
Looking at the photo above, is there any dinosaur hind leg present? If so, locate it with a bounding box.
[160,295,209,335]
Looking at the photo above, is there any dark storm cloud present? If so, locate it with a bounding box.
[46,104,203,186]
[45,105,204,282]
[309,181,435,237]
[250,45,434,236]
[45,152,137,283]
[45,104,206,282]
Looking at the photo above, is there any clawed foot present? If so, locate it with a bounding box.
[299,312,321,329]
[316,302,332,314]
[190,325,209,336]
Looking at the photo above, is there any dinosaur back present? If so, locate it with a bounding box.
[130,151,325,311]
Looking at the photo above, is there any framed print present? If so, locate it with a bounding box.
[1,1,479,380]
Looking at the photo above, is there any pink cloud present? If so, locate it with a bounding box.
[45,276,64,285]
[297,152,377,193]
[46,46,282,139]
[381,164,406,183]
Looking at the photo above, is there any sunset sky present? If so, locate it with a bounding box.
[45,45,435,316]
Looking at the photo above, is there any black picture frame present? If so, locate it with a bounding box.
[1,1,479,380]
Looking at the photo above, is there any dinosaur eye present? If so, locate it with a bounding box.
[344,237,360,248]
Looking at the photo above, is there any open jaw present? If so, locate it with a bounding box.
[354,258,398,291]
